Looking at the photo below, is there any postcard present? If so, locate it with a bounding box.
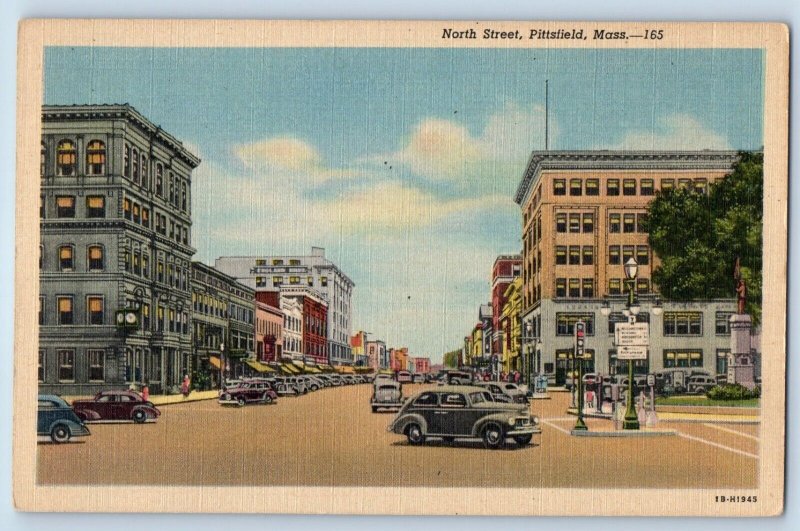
[14,20,788,516]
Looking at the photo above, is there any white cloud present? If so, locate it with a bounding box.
[610,114,731,150]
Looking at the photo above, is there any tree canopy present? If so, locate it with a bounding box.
[643,152,763,322]
[443,349,461,368]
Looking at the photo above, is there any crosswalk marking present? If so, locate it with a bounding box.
[677,432,759,459]
[702,423,760,441]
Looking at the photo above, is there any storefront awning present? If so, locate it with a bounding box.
[281,363,300,374]
[335,365,355,374]
[305,366,322,373]
[209,356,222,369]
[246,360,276,373]
[317,364,334,372]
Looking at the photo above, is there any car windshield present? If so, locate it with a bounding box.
[469,391,493,404]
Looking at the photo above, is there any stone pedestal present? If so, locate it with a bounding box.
[728,314,756,390]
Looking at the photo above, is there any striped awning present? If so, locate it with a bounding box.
[208,356,222,369]
[246,360,276,373]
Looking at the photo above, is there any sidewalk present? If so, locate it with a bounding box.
[565,406,760,424]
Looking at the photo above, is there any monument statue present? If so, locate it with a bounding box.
[733,257,747,315]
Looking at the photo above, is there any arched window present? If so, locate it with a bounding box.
[58,245,75,271]
[131,148,139,184]
[86,140,106,175]
[40,142,46,177]
[155,164,163,196]
[169,172,175,204]
[124,143,131,177]
[87,245,104,271]
[181,182,187,211]
[56,140,76,176]
[141,154,149,189]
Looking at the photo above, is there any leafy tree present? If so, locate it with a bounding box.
[443,349,461,368]
[643,152,763,323]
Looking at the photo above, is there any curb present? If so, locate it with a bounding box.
[570,428,678,437]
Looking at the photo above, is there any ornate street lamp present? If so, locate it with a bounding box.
[621,258,640,429]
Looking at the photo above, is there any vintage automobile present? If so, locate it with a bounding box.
[72,390,161,424]
[37,394,91,443]
[388,386,540,449]
[411,373,425,384]
[370,380,405,412]
[474,382,528,404]
[396,371,412,383]
[687,375,717,395]
[437,370,472,385]
[218,379,278,406]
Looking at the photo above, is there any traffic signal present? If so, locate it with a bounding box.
[575,321,585,358]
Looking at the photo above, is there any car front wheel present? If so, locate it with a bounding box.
[132,409,147,424]
[406,423,425,445]
[50,423,71,443]
[514,434,533,446]
[262,393,272,404]
[482,423,505,449]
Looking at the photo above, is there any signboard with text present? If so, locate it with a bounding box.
[616,345,648,360]
[614,323,650,346]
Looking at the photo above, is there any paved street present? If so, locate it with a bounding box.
[37,384,758,488]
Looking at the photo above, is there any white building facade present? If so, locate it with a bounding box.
[280,294,303,361]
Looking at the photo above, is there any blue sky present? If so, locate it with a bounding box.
[44,46,764,361]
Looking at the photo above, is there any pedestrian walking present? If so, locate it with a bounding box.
[141,383,150,402]
[181,374,191,397]
[586,389,595,409]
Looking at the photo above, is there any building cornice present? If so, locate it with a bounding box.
[514,150,742,206]
[42,104,201,168]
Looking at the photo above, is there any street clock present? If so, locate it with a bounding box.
[116,309,140,330]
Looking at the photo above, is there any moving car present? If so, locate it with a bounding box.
[72,390,161,424]
[37,394,91,443]
[387,386,540,449]
[218,379,278,406]
[370,380,405,412]
[438,370,472,385]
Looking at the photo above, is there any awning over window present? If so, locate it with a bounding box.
[281,363,300,374]
[246,360,276,373]
[208,356,222,369]
[335,366,355,374]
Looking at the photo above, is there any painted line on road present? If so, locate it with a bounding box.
[542,417,575,422]
[541,419,572,435]
[702,423,760,441]
[677,432,759,459]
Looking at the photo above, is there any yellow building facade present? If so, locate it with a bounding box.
[500,277,523,374]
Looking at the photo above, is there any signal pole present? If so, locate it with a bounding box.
[573,320,588,431]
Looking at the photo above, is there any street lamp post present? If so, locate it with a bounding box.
[219,342,225,391]
[600,257,662,431]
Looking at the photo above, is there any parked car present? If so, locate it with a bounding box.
[411,373,425,383]
[218,380,278,406]
[687,375,717,395]
[388,386,540,449]
[396,371,412,383]
[72,390,161,424]
[371,380,405,412]
[38,394,91,443]
[374,373,394,383]
[473,381,526,404]
[438,370,472,385]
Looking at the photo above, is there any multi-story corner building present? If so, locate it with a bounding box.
[499,276,523,375]
[514,150,740,385]
[350,331,368,366]
[215,247,355,365]
[279,286,328,365]
[366,339,387,370]
[390,347,409,372]
[254,292,283,364]
[190,261,256,384]
[39,104,199,395]
[411,357,431,374]
[490,255,522,355]
[280,294,303,362]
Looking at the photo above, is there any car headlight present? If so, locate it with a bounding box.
[531,415,539,425]
[507,417,516,426]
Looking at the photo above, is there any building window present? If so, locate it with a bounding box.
[59,245,74,271]
[289,276,300,284]
[131,148,139,184]
[273,276,282,287]
[607,179,619,196]
[38,350,45,382]
[678,178,692,189]
[636,278,650,294]
[608,246,620,265]
[637,213,648,233]
[608,278,621,295]
[40,142,47,177]
[694,178,708,194]
[568,278,580,298]
[181,182,187,211]
[586,178,599,196]
[39,296,45,325]
[555,213,567,232]
[123,198,132,220]
[307,276,314,286]
[57,296,73,325]
[141,155,149,189]
[663,311,702,336]
[83,195,105,218]
[87,296,104,325]
[636,245,649,265]
[57,349,75,381]
[142,254,149,278]
[157,306,165,332]
[581,213,594,233]
[156,164,164,196]
[553,179,566,196]
[255,259,266,266]
[133,252,141,275]
[640,178,654,196]
[716,349,731,374]
[716,312,734,335]
[321,277,328,287]
[256,276,266,287]
[623,213,636,233]
[569,178,582,196]
[622,245,635,264]
[133,203,141,223]
[555,246,567,265]
[663,350,703,368]
[582,278,595,298]
[88,349,105,381]
[86,140,106,175]
[566,246,579,265]
[556,313,595,336]
[661,178,674,191]
[56,196,76,217]
[273,259,284,265]
[87,245,104,271]
[582,246,594,265]
[623,178,636,196]
[157,261,164,283]
[56,140,76,176]
[124,144,131,177]
[169,172,175,203]
[568,213,581,233]
[609,213,620,233]
[555,278,566,297]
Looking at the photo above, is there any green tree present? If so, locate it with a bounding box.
[443,349,461,368]
[644,152,763,323]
